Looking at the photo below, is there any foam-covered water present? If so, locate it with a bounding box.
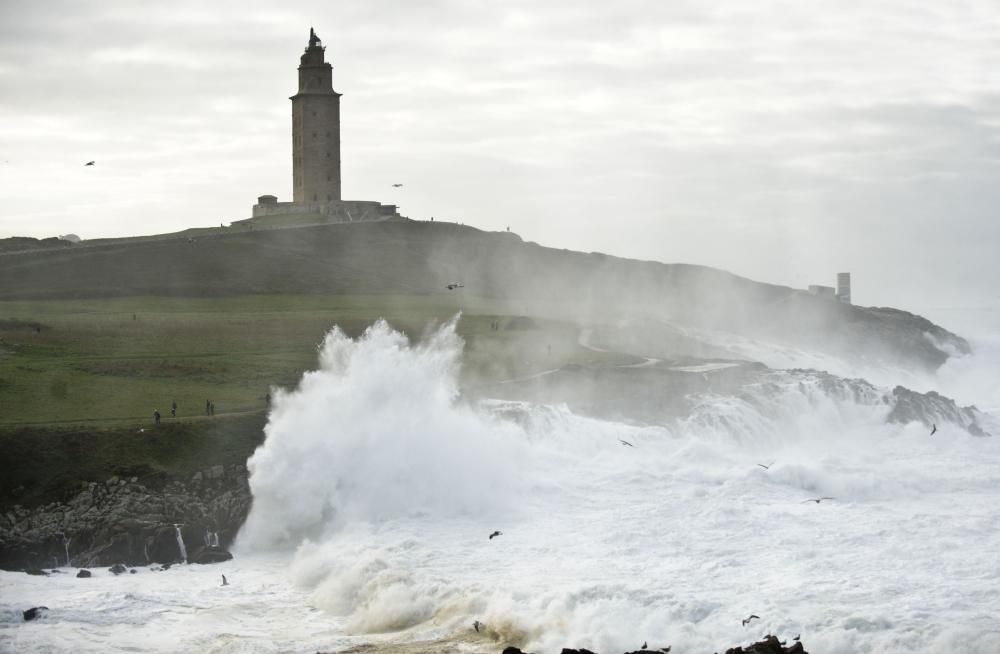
[4,318,1000,654]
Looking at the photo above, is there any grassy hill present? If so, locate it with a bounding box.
[0,293,624,426]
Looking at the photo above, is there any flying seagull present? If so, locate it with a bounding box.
[793,634,800,641]
[221,574,229,586]
[84,161,95,166]
[757,461,775,470]
[742,614,760,627]
[392,183,403,187]
[930,423,937,435]
[802,497,835,504]
[619,439,634,447]
[488,530,502,540]
[446,282,464,290]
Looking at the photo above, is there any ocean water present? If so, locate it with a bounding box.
[4,317,1000,654]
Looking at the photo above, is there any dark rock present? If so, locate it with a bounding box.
[109,563,127,575]
[76,569,91,578]
[187,546,233,564]
[25,567,48,576]
[502,648,534,654]
[23,606,49,621]
[889,386,992,437]
[129,568,137,574]
[561,649,598,654]
[0,465,252,570]
[724,635,807,654]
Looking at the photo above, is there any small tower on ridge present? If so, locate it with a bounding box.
[291,28,341,204]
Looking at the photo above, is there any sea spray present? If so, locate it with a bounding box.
[237,317,526,552]
[229,317,1000,653]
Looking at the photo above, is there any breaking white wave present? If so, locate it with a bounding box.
[4,316,1000,654]
[233,318,1000,653]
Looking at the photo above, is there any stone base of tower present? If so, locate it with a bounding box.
[240,196,402,226]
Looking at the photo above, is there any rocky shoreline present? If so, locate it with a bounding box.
[0,462,251,570]
[500,637,807,654]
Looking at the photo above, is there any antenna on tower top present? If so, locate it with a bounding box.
[309,27,321,48]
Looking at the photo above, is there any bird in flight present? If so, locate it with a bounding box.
[793,634,800,641]
[619,439,634,447]
[84,161,95,166]
[742,614,760,626]
[392,183,403,187]
[802,497,835,504]
[488,530,502,540]
[757,461,774,470]
[930,423,937,435]
[446,282,464,290]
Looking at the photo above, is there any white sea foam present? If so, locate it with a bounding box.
[4,317,1000,654]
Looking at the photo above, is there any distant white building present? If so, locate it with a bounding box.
[837,272,851,304]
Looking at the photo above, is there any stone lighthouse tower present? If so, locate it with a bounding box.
[291,28,341,203]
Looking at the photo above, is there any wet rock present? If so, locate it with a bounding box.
[109,563,127,575]
[889,385,992,437]
[76,569,91,578]
[23,606,49,621]
[187,546,233,564]
[724,635,807,654]
[25,567,48,576]
[1,467,252,570]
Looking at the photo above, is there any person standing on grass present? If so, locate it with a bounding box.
[154,409,161,425]
[210,402,215,416]
[171,400,177,418]
[206,400,210,416]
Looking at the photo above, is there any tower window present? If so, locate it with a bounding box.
[327,194,331,201]
[312,111,317,117]
[312,132,317,138]
[326,152,330,159]
[313,193,318,201]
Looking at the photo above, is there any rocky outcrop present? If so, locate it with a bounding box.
[888,386,990,436]
[0,463,251,571]
[724,635,806,653]
[499,640,808,654]
[23,607,49,621]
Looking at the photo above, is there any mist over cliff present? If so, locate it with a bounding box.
[0,221,969,376]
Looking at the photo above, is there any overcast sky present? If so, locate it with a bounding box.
[1,1,998,327]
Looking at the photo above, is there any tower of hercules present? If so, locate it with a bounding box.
[247,28,399,223]
[292,28,341,203]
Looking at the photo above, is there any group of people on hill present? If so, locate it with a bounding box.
[153,399,211,424]
[153,400,182,424]
[151,393,272,424]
